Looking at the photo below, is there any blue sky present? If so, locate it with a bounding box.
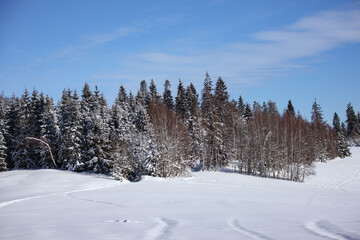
[1,0,360,123]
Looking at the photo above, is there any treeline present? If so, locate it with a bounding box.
[0,73,357,181]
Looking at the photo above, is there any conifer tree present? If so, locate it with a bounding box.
[110,87,134,180]
[0,96,7,170]
[175,79,186,116]
[29,89,43,137]
[149,79,161,102]
[287,100,295,116]
[333,112,351,158]
[136,80,150,106]
[238,95,245,116]
[333,112,341,133]
[185,83,199,118]
[4,95,20,168]
[0,129,7,171]
[346,103,359,138]
[39,95,59,168]
[311,99,326,161]
[244,103,252,119]
[57,89,83,171]
[13,89,38,168]
[86,90,112,173]
[163,79,174,109]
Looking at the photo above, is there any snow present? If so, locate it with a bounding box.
[1,149,360,240]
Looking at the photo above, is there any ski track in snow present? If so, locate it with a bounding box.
[0,185,117,209]
[307,165,360,206]
[66,191,126,208]
[228,219,275,240]
[143,218,178,240]
[304,220,360,240]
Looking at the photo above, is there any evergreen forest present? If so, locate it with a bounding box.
[0,73,358,182]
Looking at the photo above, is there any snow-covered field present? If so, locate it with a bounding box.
[1,149,360,240]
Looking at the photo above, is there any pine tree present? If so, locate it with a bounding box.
[0,130,7,171]
[13,89,38,169]
[311,99,326,161]
[346,103,359,138]
[29,89,43,137]
[185,83,199,118]
[175,79,186,116]
[4,95,20,168]
[238,95,245,115]
[163,79,174,109]
[333,112,351,158]
[86,90,112,173]
[58,89,83,171]
[110,87,134,180]
[136,80,150,106]
[117,85,128,104]
[149,79,161,102]
[287,100,295,116]
[215,77,229,103]
[244,103,252,119]
[333,112,341,133]
[213,76,229,167]
[0,96,8,171]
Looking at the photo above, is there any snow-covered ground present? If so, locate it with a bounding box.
[1,149,360,240]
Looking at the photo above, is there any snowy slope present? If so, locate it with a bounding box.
[1,149,360,240]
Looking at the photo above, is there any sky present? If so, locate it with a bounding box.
[0,0,360,123]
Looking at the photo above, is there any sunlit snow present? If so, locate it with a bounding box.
[1,149,360,240]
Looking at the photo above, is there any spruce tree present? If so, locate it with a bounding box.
[238,95,245,116]
[175,79,186,116]
[287,100,295,116]
[333,112,351,158]
[163,79,174,109]
[13,89,38,169]
[4,95,20,168]
[215,77,229,103]
[149,79,161,102]
[58,89,83,171]
[39,95,59,168]
[0,130,7,171]
[311,99,326,161]
[185,83,199,117]
[244,103,252,119]
[333,112,341,133]
[346,103,359,138]
[86,90,112,173]
[136,80,150,106]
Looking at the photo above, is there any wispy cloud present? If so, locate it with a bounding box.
[83,27,139,46]
[55,27,140,63]
[111,8,360,87]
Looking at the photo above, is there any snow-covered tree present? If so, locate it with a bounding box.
[4,95,20,168]
[163,79,174,110]
[12,89,38,169]
[0,130,7,171]
[39,95,59,168]
[333,112,351,158]
[148,102,191,177]
[136,80,150,106]
[57,89,83,171]
[84,89,112,173]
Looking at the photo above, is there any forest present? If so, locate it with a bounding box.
[0,73,359,182]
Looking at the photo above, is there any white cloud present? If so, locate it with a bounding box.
[115,9,360,86]
[83,27,139,46]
